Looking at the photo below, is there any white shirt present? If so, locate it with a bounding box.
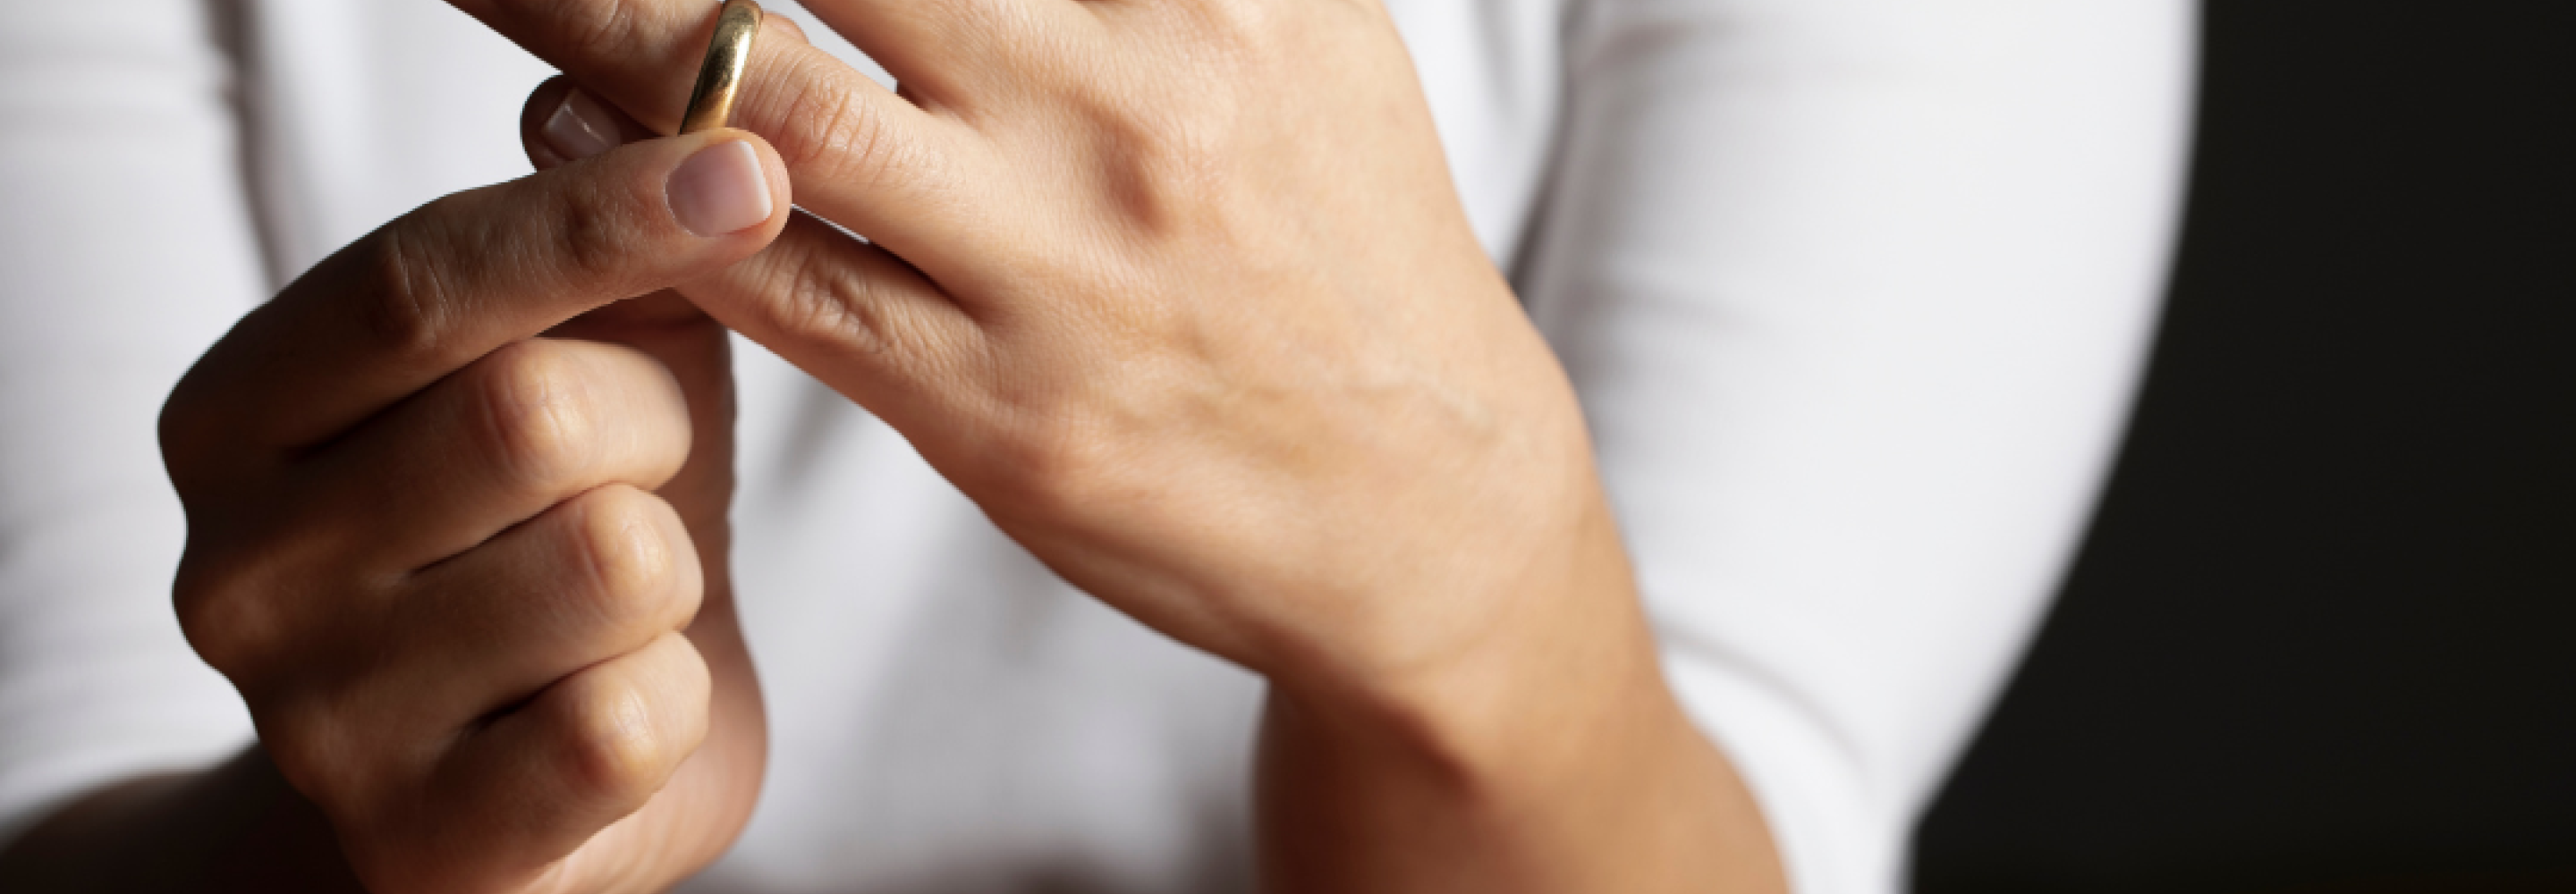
[0,2,2193,892]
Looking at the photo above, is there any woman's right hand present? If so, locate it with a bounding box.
[155,87,789,894]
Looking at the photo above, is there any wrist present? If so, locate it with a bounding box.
[1252,494,1750,892]
[1251,483,1792,893]
[1262,494,1689,797]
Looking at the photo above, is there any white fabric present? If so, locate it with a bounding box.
[0,1,2193,891]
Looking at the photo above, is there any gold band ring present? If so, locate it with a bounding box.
[680,0,764,134]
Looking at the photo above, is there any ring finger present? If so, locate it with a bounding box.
[371,482,706,731]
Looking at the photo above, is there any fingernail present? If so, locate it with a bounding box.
[666,141,775,237]
[543,88,623,161]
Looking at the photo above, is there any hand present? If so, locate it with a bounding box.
[159,91,789,894]
[467,0,1588,725]
[459,2,1784,890]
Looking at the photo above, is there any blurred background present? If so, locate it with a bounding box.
[1910,4,2574,892]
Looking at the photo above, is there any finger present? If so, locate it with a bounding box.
[517,78,998,438]
[373,484,704,731]
[679,211,987,423]
[163,127,791,472]
[513,76,987,501]
[517,73,960,393]
[410,632,712,894]
[539,596,767,894]
[487,17,1005,284]
[289,339,696,576]
[463,0,1048,113]
[793,0,1088,102]
[544,292,740,556]
[513,81,741,578]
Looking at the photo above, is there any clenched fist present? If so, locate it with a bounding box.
[158,87,786,894]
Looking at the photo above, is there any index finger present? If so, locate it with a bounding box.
[162,129,790,475]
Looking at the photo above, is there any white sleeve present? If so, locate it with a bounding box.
[1515,3,2194,892]
[0,0,264,848]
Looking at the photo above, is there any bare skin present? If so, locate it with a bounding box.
[3,105,786,893]
[1,0,1790,890]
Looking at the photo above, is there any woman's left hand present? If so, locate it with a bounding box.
[453,0,1786,890]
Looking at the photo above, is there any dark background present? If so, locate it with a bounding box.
[1910,4,2574,893]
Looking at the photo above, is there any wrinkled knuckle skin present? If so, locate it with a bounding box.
[561,0,651,71]
[362,212,465,361]
[471,344,603,493]
[763,264,869,353]
[564,486,683,633]
[497,0,651,73]
[760,244,905,361]
[774,60,905,196]
[548,182,643,289]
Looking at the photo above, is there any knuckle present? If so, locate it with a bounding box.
[813,271,904,358]
[773,61,905,194]
[545,183,639,288]
[982,411,1130,519]
[564,486,684,625]
[157,428,211,497]
[760,248,902,359]
[260,718,370,813]
[158,381,229,493]
[171,552,276,677]
[470,344,602,490]
[761,269,866,350]
[360,215,464,358]
[1094,112,1233,238]
[546,0,649,67]
[169,564,377,807]
[552,679,682,808]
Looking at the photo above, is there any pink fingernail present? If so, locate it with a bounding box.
[666,141,775,237]
[542,88,623,161]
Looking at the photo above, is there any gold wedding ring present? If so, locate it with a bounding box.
[679,0,764,134]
